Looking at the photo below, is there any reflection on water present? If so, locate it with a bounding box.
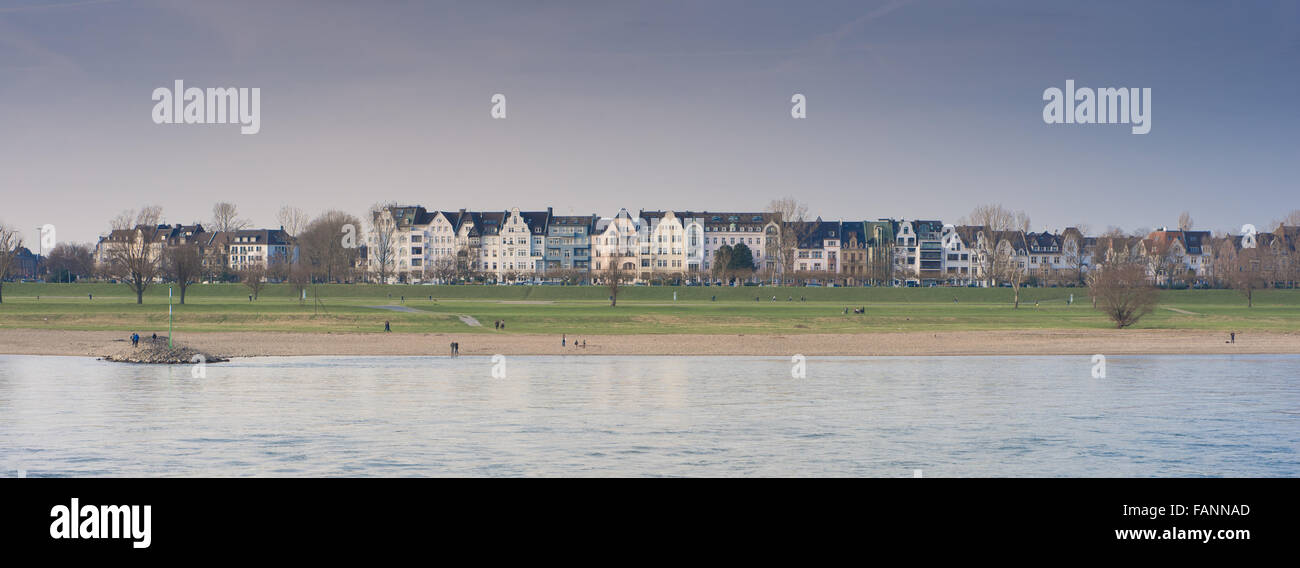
[0,354,1296,477]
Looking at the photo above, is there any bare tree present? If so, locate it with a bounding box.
[277,205,309,237]
[1177,211,1194,232]
[239,265,268,300]
[767,197,816,285]
[211,202,249,233]
[1227,246,1269,307]
[1062,225,1089,286]
[1088,260,1159,328]
[161,243,203,304]
[299,210,362,283]
[964,204,1030,289]
[367,203,399,284]
[456,244,481,282]
[0,224,23,303]
[102,228,161,304]
[287,263,311,303]
[112,205,163,231]
[45,242,94,282]
[429,257,458,284]
[712,244,734,283]
[603,257,629,307]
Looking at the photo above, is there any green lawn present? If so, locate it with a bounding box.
[0,282,1296,335]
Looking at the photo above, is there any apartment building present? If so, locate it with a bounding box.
[593,209,643,280]
[545,213,597,273]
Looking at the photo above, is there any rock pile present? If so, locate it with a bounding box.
[101,339,229,364]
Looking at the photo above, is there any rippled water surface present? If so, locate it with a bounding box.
[1,354,1296,477]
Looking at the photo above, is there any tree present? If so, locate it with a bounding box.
[44,242,94,282]
[287,263,311,303]
[112,205,162,231]
[964,204,1030,289]
[1227,246,1269,307]
[299,210,362,283]
[429,257,458,284]
[603,258,629,307]
[239,265,267,300]
[1088,260,1159,328]
[1178,211,1194,232]
[1061,225,1089,286]
[210,202,249,232]
[102,208,165,304]
[277,205,309,237]
[0,224,23,303]
[162,243,203,304]
[712,244,733,282]
[367,203,399,283]
[729,242,755,270]
[767,197,816,285]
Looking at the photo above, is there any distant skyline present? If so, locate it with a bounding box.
[1,0,1297,246]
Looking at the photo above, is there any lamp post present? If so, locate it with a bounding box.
[168,285,173,348]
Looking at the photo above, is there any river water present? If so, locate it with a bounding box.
[0,354,1295,477]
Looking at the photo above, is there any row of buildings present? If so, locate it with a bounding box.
[61,204,1297,288]
[362,205,1299,287]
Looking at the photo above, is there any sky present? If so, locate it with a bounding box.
[1,0,1297,246]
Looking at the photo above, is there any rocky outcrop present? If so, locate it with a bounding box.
[100,339,228,364]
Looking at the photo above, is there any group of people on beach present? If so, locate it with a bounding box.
[128,332,159,347]
[561,334,586,349]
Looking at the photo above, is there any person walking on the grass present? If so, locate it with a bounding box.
[384,320,391,332]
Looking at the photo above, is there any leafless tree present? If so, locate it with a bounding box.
[711,244,734,283]
[287,263,311,303]
[429,257,458,284]
[45,242,94,283]
[102,231,160,304]
[239,265,268,300]
[1088,260,1159,328]
[767,197,816,285]
[1227,246,1269,307]
[277,205,309,237]
[111,205,163,231]
[1177,211,1194,232]
[367,202,399,284]
[162,243,203,304]
[964,204,1030,289]
[299,210,362,283]
[210,202,249,233]
[1062,226,1089,286]
[0,224,23,303]
[456,245,481,282]
[603,258,629,307]
[1146,238,1182,287]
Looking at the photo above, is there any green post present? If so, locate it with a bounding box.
[168,285,173,348]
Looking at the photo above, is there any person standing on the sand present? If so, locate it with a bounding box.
[1230,332,1236,344]
[131,333,139,348]
[562,334,566,347]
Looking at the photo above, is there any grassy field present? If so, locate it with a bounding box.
[0,282,1296,335]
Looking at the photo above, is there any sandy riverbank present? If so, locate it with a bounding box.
[0,328,1296,358]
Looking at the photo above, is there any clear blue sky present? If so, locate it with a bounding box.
[1,0,1297,245]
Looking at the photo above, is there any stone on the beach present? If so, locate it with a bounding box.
[101,339,228,364]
